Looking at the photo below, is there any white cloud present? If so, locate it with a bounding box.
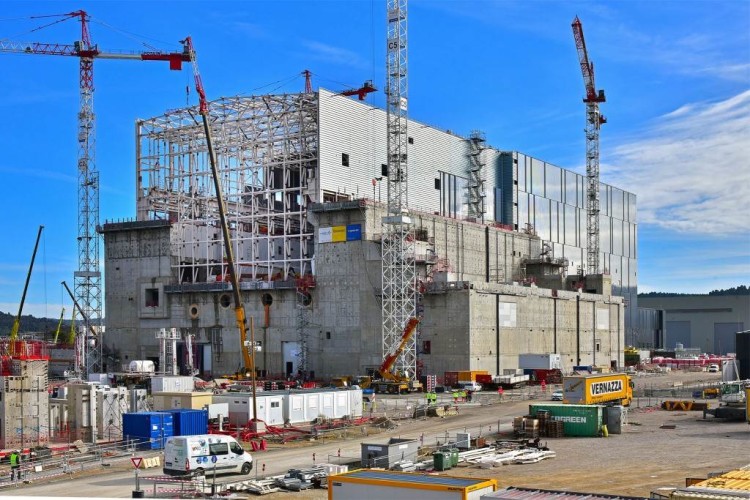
[301,40,367,69]
[603,89,750,235]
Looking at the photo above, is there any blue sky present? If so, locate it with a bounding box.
[0,0,748,320]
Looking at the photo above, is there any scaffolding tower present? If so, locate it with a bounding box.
[136,93,318,285]
[382,0,417,382]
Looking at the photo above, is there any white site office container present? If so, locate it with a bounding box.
[333,391,351,419]
[151,376,194,393]
[347,389,363,418]
[212,392,285,426]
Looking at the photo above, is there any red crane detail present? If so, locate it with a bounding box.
[302,69,313,93]
[340,80,377,100]
[572,16,606,124]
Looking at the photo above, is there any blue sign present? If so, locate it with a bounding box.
[346,224,362,241]
[211,455,217,464]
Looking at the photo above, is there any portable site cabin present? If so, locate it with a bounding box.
[328,470,498,499]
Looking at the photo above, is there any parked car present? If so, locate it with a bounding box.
[458,381,482,392]
[708,364,720,373]
[551,390,564,401]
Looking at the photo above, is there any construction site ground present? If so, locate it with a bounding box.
[267,370,749,499]
[4,370,748,498]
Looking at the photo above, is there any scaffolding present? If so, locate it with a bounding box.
[136,92,318,284]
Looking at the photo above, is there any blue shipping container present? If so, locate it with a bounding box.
[123,412,174,450]
[165,409,208,436]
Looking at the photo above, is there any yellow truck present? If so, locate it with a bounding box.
[562,373,634,406]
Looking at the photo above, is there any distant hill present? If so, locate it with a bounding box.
[638,285,749,298]
[0,310,72,337]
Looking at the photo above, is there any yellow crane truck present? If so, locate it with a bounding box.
[562,372,634,406]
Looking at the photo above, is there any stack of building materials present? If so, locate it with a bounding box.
[95,386,129,440]
[129,388,149,413]
[0,360,50,448]
[67,383,98,443]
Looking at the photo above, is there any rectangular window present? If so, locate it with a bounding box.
[434,178,441,189]
[209,443,229,455]
[408,136,414,144]
[145,288,159,308]
[422,340,431,354]
[341,153,349,167]
[381,164,388,177]
[271,401,280,408]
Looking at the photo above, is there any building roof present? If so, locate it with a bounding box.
[335,469,493,488]
[482,486,647,500]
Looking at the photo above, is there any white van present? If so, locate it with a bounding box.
[163,435,253,477]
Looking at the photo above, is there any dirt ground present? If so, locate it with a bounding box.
[268,370,749,499]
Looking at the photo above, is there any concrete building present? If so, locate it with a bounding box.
[100,89,631,379]
[639,294,750,354]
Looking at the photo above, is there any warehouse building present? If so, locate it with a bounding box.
[100,89,634,379]
[639,294,749,354]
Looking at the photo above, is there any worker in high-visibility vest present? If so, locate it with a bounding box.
[9,450,20,481]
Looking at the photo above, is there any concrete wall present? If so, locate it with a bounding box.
[639,295,749,354]
[102,202,624,380]
[420,285,624,378]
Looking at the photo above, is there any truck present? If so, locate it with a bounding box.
[562,373,633,406]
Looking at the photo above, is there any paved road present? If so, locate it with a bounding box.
[3,395,531,497]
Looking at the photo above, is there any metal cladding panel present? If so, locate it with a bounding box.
[318,88,495,215]
[348,389,363,418]
[529,404,602,437]
[165,409,208,436]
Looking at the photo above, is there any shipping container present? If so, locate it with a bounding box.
[443,371,458,387]
[164,409,208,436]
[152,392,213,411]
[150,376,195,393]
[458,370,490,383]
[328,469,497,499]
[123,412,174,449]
[529,404,603,437]
[519,354,562,370]
[563,373,633,406]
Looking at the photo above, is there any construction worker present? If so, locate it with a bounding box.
[9,450,20,481]
[497,386,504,400]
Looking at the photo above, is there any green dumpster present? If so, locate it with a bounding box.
[433,452,451,471]
[449,448,459,466]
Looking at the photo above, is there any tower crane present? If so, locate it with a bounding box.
[0,11,190,375]
[572,16,606,275]
[381,0,418,385]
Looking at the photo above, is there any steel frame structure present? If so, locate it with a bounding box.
[382,0,417,381]
[135,93,318,285]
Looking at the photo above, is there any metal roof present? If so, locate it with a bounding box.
[692,470,750,493]
[481,487,646,500]
[338,469,489,488]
